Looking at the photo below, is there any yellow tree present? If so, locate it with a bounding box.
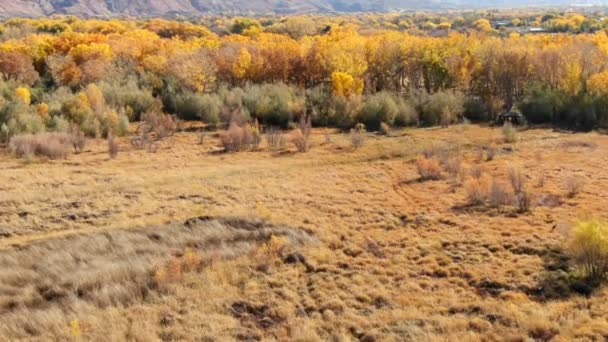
[233,47,252,79]
[168,49,217,93]
[15,87,31,105]
[587,70,608,95]
[331,71,363,97]
[473,19,493,33]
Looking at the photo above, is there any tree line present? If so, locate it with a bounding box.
[2,15,608,141]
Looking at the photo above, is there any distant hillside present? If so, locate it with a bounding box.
[0,0,578,18]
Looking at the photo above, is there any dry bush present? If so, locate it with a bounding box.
[221,122,246,152]
[568,220,608,281]
[350,123,365,149]
[131,111,176,150]
[436,146,462,178]
[502,122,517,143]
[266,128,286,151]
[469,165,485,180]
[220,122,261,152]
[416,156,442,181]
[9,133,74,160]
[564,175,585,198]
[71,128,87,154]
[464,174,492,205]
[508,168,533,212]
[107,134,118,159]
[488,180,511,208]
[141,111,177,140]
[508,168,526,194]
[291,129,310,152]
[442,156,463,178]
[515,190,533,213]
[291,116,311,152]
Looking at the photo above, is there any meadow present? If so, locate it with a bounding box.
[0,124,607,340]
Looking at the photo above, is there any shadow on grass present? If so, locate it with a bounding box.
[524,246,602,300]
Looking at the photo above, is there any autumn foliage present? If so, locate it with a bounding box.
[2,13,608,141]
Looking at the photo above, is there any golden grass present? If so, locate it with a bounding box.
[0,125,607,340]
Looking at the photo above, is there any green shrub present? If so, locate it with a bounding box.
[173,92,221,126]
[306,85,331,126]
[463,97,492,122]
[116,111,130,137]
[328,95,361,129]
[556,94,596,131]
[0,101,45,137]
[358,92,399,130]
[519,86,562,124]
[243,83,305,128]
[358,92,415,130]
[419,90,464,126]
[50,115,70,132]
[568,220,608,281]
[101,80,157,121]
[394,99,418,127]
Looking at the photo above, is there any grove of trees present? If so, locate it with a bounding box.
[2,13,608,141]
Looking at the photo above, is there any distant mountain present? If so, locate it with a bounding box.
[0,0,583,19]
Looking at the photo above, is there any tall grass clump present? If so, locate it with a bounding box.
[266,128,286,151]
[564,175,585,198]
[415,156,442,181]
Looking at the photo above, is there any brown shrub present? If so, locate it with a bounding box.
[71,128,87,154]
[350,123,365,149]
[515,190,533,213]
[220,122,261,152]
[416,156,442,181]
[564,175,585,198]
[107,134,118,159]
[131,112,177,150]
[9,133,74,160]
[508,168,526,194]
[291,129,310,152]
[464,174,492,205]
[469,165,485,180]
[442,156,462,178]
[488,180,511,208]
[291,116,311,152]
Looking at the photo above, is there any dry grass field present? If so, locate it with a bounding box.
[0,124,607,341]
